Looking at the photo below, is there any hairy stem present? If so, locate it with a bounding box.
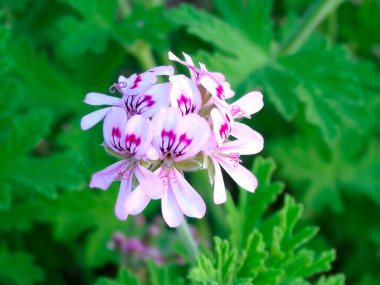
[280,0,346,55]
[117,0,131,17]
[127,40,157,70]
[177,219,199,263]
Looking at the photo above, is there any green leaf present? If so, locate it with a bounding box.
[227,157,284,249]
[166,4,269,85]
[213,0,274,50]
[270,131,380,212]
[0,247,44,285]
[45,188,134,267]
[0,110,51,162]
[147,261,184,285]
[315,274,345,285]
[9,39,84,114]
[189,237,241,284]
[0,151,84,199]
[191,158,341,284]
[94,268,142,285]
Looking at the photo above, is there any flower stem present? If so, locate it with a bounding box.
[279,0,346,55]
[177,219,199,263]
[127,40,157,70]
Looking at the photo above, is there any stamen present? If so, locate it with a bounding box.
[114,164,128,181]
[109,82,127,93]
[229,152,242,168]
[231,105,245,118]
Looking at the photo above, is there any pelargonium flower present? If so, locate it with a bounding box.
[83,51,264,228]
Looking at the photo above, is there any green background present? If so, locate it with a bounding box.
[0,0,379,284]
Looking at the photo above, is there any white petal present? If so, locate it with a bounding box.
[84,92,122,106]
[147,65,174,76]
[231,91,263,118]
[89,160,126,190]
[80,107,111,130]
[220,138,263,155]
[135,164,165,199]
[115,175,133,221]
[211,157,226,204]
[230,122,264,145]
[124,185,151,215]
[162,185,184,228]
[168,51,199,81]
[144,145,159,160]
[216,155,258,192]
[171,168,206,218]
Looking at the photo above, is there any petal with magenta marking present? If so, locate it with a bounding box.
[170,75,202,115]
[103,107,129,153]
[210,108,232,147]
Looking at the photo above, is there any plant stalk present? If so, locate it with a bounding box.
[280,0,346,55]
[177,219,199,263]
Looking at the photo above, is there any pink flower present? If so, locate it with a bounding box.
[80,66,173,130]
[125,108,210,227]
[206,133,263,204]
[89,108,164,220]
[205,91,264,204]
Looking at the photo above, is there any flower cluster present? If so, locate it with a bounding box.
[81,52,264,228]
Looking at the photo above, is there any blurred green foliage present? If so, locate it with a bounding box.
[0,0,379,284]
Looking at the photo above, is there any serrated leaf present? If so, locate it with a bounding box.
[213,0,274,50]
[9,39,84,114]
[2,151,84,199]
[147,261,184,285]
[315,274,345,285]
[0,110,51,162]
[270,131,380,212]
[194,158,340,284]
[166,4,269,85]
[94,268,142,285]
[227,157,284,249]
